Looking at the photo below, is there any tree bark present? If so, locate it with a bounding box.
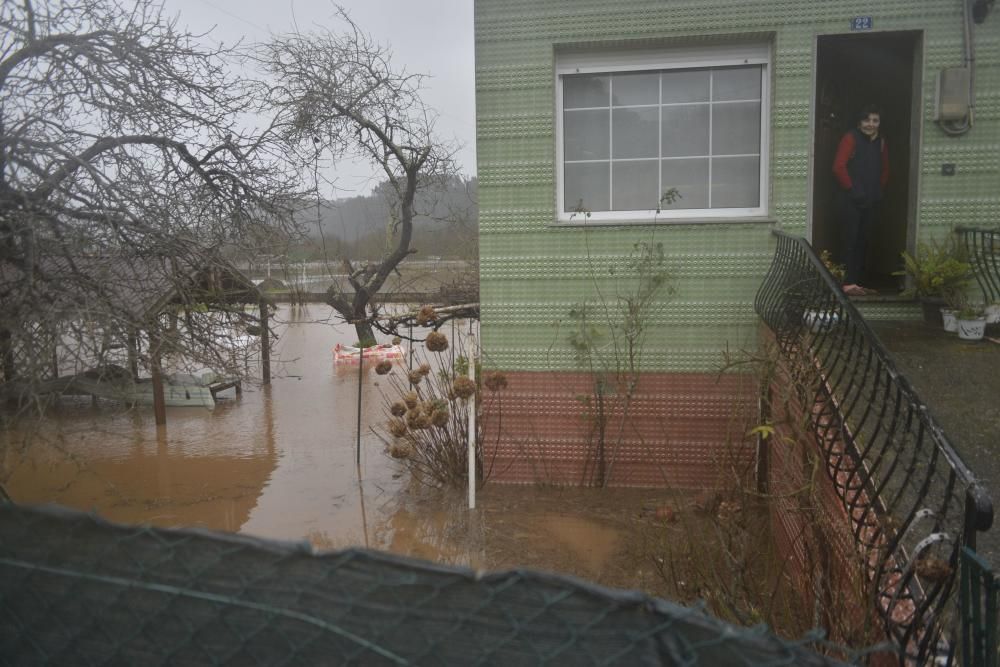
[259,299,270,385]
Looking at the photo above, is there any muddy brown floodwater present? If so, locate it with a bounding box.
[2,304,780,623]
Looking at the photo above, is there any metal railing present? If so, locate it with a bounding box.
[962,547,999,667]
[956,227,1000,305]
[755,230,994,664]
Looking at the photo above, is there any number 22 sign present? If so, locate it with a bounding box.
[851,16,873,31]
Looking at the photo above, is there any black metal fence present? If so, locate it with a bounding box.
[755,230,994,664]
[956,227,1000,305]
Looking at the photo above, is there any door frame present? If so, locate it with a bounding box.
[806,30,925,269]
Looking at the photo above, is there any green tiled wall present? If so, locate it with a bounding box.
[475,0,1000,372]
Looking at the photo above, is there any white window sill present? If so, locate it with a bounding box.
[550,215,778,227]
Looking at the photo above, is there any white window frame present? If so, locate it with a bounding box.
[555,43,771,223]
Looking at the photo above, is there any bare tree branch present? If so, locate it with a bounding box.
[0,0,303,423]
[258,7,457,343]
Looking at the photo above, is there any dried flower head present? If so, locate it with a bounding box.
[408,370,423,385]
[915,557,954,583]
[388,442,412,459]
[416,305,438,326]
[425,331,448,352]
[403,391,418,409]
[484,371,508,392]
[418,363,432,376]
[406,410,431,430]
[375,360,393,375]
[388,418,407,438]
[431,408,450,428]
[452,376,476,399]
[389,402,407,417]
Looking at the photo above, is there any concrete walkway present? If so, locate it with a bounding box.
[868,318,1000,565]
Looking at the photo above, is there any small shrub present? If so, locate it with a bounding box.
[376,332,499,489]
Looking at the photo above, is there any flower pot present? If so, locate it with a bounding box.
[920,297,946,325]
[941,308,958,333]
[803,309,839,333]
[957,316,987,341]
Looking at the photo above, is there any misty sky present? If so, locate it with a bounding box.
[161,0,476,196]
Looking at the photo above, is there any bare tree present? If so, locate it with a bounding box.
[0,0,299,408]
[260,9,456,345]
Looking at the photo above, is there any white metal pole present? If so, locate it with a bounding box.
[467,328,476,510]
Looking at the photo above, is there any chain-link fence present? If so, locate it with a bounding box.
[0,502,865,666]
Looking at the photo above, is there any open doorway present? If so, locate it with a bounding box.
[811,32,921,292]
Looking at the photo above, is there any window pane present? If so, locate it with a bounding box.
[564,109,609,161]
[712,156,760,208]
[613,107,658,159]
[712,102,761,155]
[612,72,659,106]
[662,159,709,209]
[565,162,610,213]
[713,66,761,101]
[612,160,659,211]
[661,69,709,103]
[564,74,609,109]
[661,104,709,157]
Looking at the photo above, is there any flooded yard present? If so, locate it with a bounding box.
[0,304,789,629]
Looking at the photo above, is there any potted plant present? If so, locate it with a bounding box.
[986,302,1000,325]
[956,305,988,341]
[894,239,972,324]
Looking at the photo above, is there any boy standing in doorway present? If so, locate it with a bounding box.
[833,104,889,296]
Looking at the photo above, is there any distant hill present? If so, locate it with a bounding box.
[291,176,477,260]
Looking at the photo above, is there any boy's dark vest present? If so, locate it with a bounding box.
[847,128,884,202]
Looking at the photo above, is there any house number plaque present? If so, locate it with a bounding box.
[851,16,873,30]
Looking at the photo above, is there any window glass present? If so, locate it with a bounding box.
[564,109,609,161]
[565,162,609,213]
[713,67,760,101]
[661,69,710,104]
[612,161,659,211]
[612,72,659,106]
[564,74,609,109]
[661,105,709,157]
[613,107,659,159]
[558,55,766,219]
[662,158,710,209]
[712,102,761,155]
[711,156,760,208]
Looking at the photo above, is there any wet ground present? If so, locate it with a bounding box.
[868,318,1000,564]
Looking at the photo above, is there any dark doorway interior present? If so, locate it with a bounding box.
[812,32,919,292]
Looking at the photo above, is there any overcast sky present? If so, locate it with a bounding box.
[161,0,476,197]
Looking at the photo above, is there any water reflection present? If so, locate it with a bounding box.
[1,304,440,547]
